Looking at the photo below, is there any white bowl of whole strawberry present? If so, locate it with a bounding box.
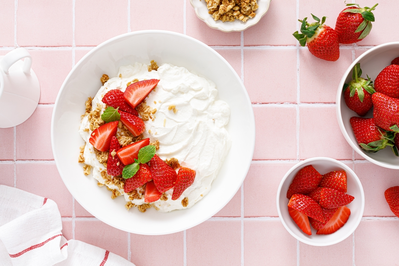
[337,42,399,169]
[277,157,364,246]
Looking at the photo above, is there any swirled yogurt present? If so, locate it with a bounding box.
[79,62,231,212]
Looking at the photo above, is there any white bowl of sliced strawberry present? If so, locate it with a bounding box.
[277,157,364,246]
[337,42,399,169]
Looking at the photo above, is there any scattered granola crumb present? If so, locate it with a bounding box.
[119,74,122,78]
[148,129,152,134]
[111,149,117,158]
[182,197,189,207]
[97,182,104,187]
[83,164,92,176]
[127,187,143,201]
[166,158,180,170]
[95,149,108,164]
[163,119,166,127]
[78,145,85,163]
[111,189,121,199]
[126,78,139,87]
[137,203,152,213]
[150,139,160,150]
[168,105,177,113]
[100,74,109,85]
[85,97,93,114]
[160,193,168,201]
[148,60,159,71]
[88,103,104,131]
[137,101,157,121]
[154,101,157,104]
[125,202,136,210]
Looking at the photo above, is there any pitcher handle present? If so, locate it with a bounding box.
[0,48,32,75]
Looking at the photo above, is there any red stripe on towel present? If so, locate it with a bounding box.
[43,198,48,205]
[60,242,68,250]
[100,250,110,266]
[9,234,62,258]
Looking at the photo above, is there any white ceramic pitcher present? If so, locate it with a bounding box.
[0,48,40,128]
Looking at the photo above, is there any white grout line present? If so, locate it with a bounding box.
[127,233,131,261]
[296,1,300,264]
[183,230,187,266]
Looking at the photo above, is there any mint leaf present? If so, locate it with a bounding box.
[122,162,140,179]
[101,107,120,123]
[138,145,156,164]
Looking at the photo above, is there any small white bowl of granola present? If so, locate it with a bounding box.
[189,0,271,32]
[52,31,255,235]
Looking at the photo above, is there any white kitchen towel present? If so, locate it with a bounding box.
[0,185,135,266]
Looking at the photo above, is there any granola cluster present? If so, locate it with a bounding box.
[205,0,258,23]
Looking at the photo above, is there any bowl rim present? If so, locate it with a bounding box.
[51,30,255,235]
[276,157,365,246]
[336,41,399,170]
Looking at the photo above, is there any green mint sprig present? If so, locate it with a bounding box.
[122,145,156,179]
[101,106,120,123]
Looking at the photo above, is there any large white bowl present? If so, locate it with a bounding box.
[189,0,271,32]
[337,42,399,169]
[276,157,365,246]
[51,31,255,235]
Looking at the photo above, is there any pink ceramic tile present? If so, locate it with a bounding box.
[75,0,127,46]
[300,49,352,103]
[299,105,353,159]
[214,48,241,78]
[0,128,14,160]
[214,188,241,217]
[186,3,241,46]
[75,200,94,217]
[354,162,399,216]
[186,220,241,266]
[75,220,128,259]
[244,161,296,217]
[253,105,297,160]
[62,219,73,240]
[130,232,184,266]
[299,0,343,30]
[0,163,14,187]
[355,220,399,265]
[17,0,72,46]
[355,48,369,60]
[16,105,53,160]
[16,162,73,217]
[299,236,352,266]
[131,1,183,33]
[28,50,72,103]
[244,0,297,46]
[0,0,14,46]
[244,220,297,265]
[244,48,297,103]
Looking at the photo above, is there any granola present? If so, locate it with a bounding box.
[205,0,258,23]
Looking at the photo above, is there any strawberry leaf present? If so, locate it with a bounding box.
[390,125,399,133]
[355,20,368,33]
[101,107,120,123]
[311,13,320,22]
[357,87,365,102]
[122,162,140,179]
[392,145,399,157]
[344,9,362,14]
[358,21,372,40]
[138,145,156,164]
[293,31,307,46]
[361,11,375,22]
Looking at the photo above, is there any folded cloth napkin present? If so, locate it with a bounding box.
[0,185,135,266]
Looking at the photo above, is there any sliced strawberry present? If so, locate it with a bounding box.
[107,136,124,176]
[316,206,351,235]
[288,206,312,235]
[308,187,323,203]
[149,154,177,193]
[318,187,354,209]
[384,186,399,217]
[124,79,160,109]
[286,165,323,199]
[119,110,145,136]
[288,194,325,223]
[144,180,162,203]
[319,170,347,193]
[89,121,118,152]
[102,89,138,116]
[309,207,338,231]
[124,164,152,193]
[172,167,196,200]
[116,138,150,165]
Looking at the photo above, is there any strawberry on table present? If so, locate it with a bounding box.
[392,57,399,65]
[149,154,177,193]
[172,167,196,200]
[124,79,160,109]
[288,206,312,235]
[288,194,325,223]
[309,207,338,231]
[124,164,152,193]
[343,63,375,116]
[89,121,119,152]
[335,3,378,44]
[374,64,399,98]
[313,187,354,209]
[119,110,145,136]
[385,186,399,217]
[320,170,347,193]
[372,92,399,132]
[116,138,150,166]
[286,165,323,199]
[316,206,351,235]
[102,89,139,116]
[144,181,163,203]
[107,136,124,177]
[293,14,339,61]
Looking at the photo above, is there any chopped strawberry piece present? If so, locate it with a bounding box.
[308,187,323,203]
[172,167,196,200]
[320,170,347,193]
[119,110,145,136]
[89,121,118,152]
[316,206,351,235]
[288,206,312,235]
[317,187,354,209]
[309,207,338,231]
[107,136,124,176]
[124,79,159,109]
[288,194,325,223]
[124,164,152,193]
[102,89,138,116]
[287,165,323,199]
[149,154,177,193]
[116,138,150,166]
[144,181,162,203]
[385,186,399,217]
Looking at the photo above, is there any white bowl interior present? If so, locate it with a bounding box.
[276,157,365,246]
[52,31,255,235]
[337,42,399,169]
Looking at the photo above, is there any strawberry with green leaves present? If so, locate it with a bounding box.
[121,144,156,180]
[117,138,150,166]
[293,14,339,61]
[374,64,399,98]
[124,164,152,193]
[335,3,378,44]
[372,92,399,132]
[385,186,399,217]
[344,63,375,116]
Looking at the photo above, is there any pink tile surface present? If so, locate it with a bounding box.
[0,0,14,46]
[0,163,14,187]
[62,219,73,240]
[214,48,241,77]
[214,188,241,217]
[74,200,94,217]
[0,128,14,160]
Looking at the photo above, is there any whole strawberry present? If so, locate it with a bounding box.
[374,64,399,98]
[335,3,378,44]
[392,57,399,65]
[344,63,375,116]
[385,186,399,217]
[372,92,399,132]
[293,14,339,61]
